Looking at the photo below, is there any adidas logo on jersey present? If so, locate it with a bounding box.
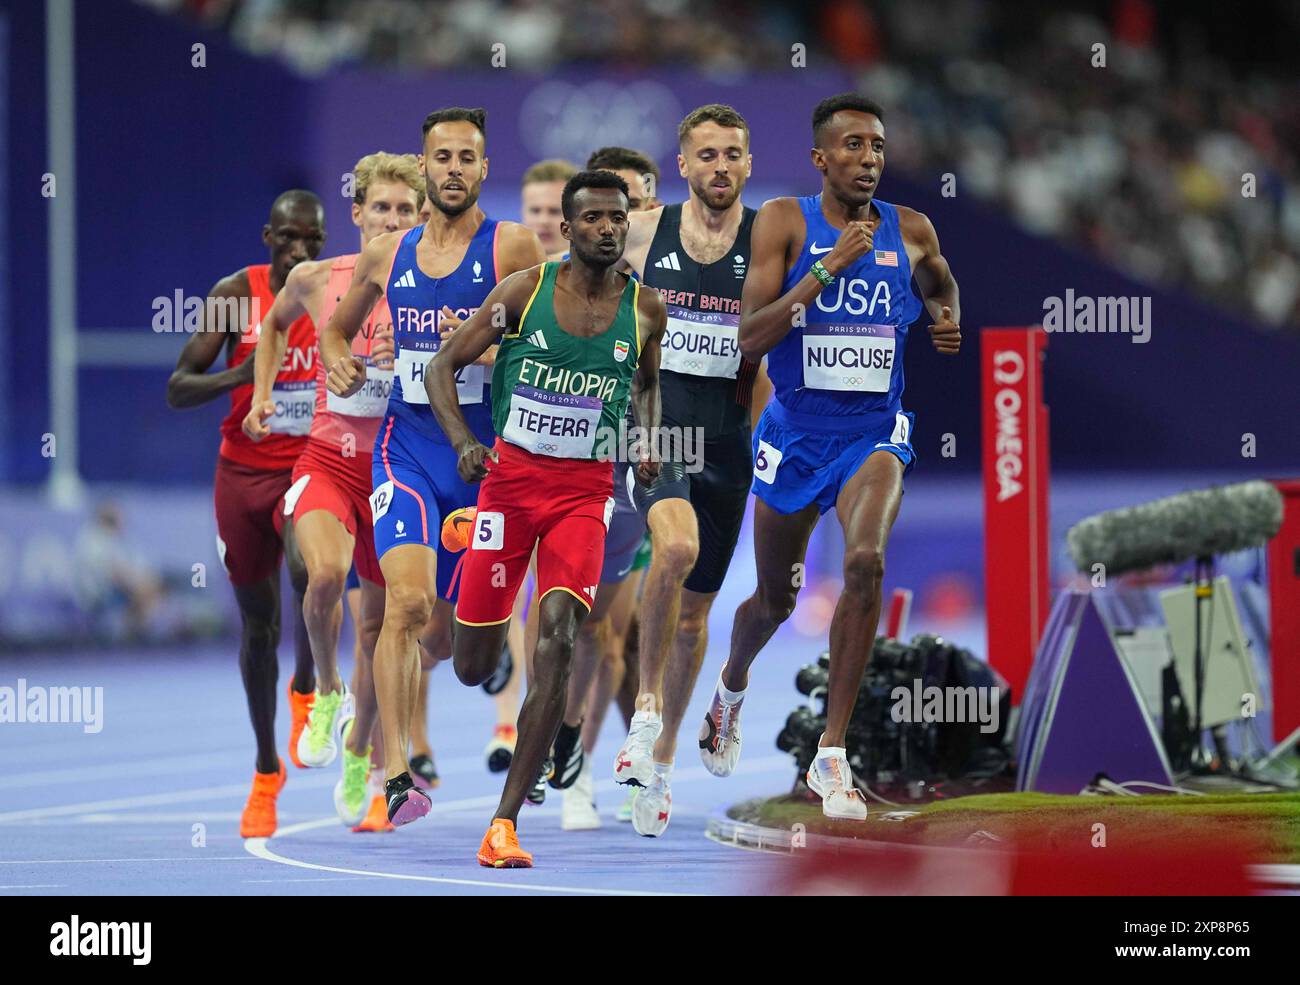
[654,252,681,271]
[394,269,416,289]
[526,330,549,350]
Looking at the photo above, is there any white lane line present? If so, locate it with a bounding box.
[0,751,497,791]
[0,884,66,889]
[246,798,691,897]
[0,775,334,824]
[0,749,250,790]
[243,756,793,897]
[243,876,383,884]
[0,752,790,827]
[0,856,255,865]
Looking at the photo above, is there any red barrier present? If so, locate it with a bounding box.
[981,327,1050,702]
[1268,478,1300,742]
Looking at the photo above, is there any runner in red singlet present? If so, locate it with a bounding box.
[166,190,326,838]
[244,154,427,829]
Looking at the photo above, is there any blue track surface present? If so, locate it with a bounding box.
[0,625,812,895]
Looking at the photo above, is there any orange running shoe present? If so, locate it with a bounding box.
[477,817,533,868]
[240,759,286,838]
[352,794,395,833]
[287,684,315,769]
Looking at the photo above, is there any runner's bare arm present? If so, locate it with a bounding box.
[496,221,548,278]
[427,267,543,481]
[738,198,873,360]
[468,222,546,367]
[165,270,252,409]
[620,206,664,277]
[901,208,961,355]
[322,232,392,396]
[630,283,667,484]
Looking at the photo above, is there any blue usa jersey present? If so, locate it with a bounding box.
[384,219,500,444]
[767,195,922,427]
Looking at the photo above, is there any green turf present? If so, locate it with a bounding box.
[731,789,1300,862]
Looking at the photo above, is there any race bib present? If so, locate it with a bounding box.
[753,439,782,484]
[370,480,395,523]
[472,511,505,550]
[269,380,315,435]
[502,385,602,459]
[801,324,895,392]
[660,306,740,379]
[327,358,393,418]
[395,338,484,406]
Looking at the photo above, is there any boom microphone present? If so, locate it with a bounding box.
[1066,480,1283,577]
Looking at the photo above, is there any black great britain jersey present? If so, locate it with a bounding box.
[642,204,758,437]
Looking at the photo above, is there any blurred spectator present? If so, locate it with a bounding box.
[74,503,163,640]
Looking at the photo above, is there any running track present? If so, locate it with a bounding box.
[1,487,991,896]
[0,628,818,896]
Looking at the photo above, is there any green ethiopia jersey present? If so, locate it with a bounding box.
[491,261,642,460]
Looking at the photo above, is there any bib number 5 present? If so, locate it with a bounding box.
[472,511,505,550]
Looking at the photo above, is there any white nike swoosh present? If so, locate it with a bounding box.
[809,243,833,255]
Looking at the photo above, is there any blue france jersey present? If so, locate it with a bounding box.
[384,219,500,444]
[768,195,922,426]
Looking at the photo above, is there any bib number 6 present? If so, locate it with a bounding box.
[753,440,783,484]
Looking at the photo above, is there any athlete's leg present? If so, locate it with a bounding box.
[564,578,622,728]
[616,608,641,728]
[653,588,716,762]
[408,616,441,770]
[374,544,437,782]
[493,590,587,824]
[824,451,903,747]
[494,584,525,726]
[522,554,541,683]
[295,508,355,694]
[345,578,385,757]
[635,499,698,714]
[720,498,820,692]
[232,575,283,775]
[281,517,316,695]
[583,574,636,751]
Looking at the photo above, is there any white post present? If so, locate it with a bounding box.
[45,0,83,506]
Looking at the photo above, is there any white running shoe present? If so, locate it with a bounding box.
[698,685,743,777]
[613,710,661,787]
[805,748,869,821]
[297,685,354,768]
[561,757,601,831]
[631,772,672,837]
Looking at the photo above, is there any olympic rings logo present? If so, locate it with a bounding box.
[841,376,865,386]
[536,442,560,453]
[684,359,706,371]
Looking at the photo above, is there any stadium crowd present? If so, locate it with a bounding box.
[145,0,1300,332]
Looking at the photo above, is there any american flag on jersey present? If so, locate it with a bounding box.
[874,250,899,267]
